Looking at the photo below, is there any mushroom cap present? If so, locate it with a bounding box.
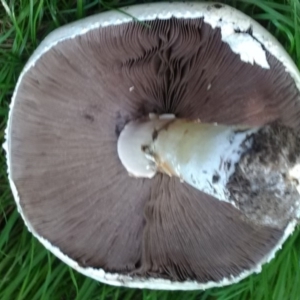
[4,2,300,290]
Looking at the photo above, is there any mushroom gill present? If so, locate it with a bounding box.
[9,17,300,284]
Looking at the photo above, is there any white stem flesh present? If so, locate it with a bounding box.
[118,116,259,204]
[152,121,259,203]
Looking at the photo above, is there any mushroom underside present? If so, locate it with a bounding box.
[10,18,300,283]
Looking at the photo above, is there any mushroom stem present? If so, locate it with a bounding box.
[117,114,259,204]
[118,115,300,227]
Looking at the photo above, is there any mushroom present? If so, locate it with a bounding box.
[4,2,300,290]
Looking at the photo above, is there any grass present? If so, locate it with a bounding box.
[0,0,300,299]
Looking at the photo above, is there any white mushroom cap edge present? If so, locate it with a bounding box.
[3,2,300,290]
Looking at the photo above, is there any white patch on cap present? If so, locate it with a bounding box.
[220,24,270,68]
[4,1,300,290]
